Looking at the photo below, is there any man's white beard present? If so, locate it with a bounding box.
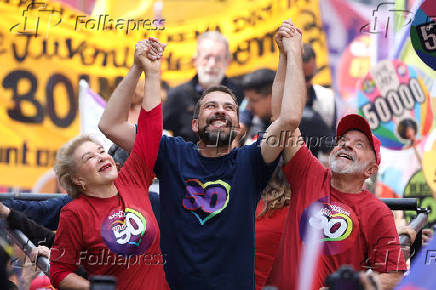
[197,66,225,88]
[329,155,368,174]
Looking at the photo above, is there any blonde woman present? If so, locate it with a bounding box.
[49,39,168,290]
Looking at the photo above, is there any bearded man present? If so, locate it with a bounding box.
[267,116,407,289]
[99,21,307,290]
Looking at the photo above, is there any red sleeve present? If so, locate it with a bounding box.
[49,208,84,288]
[282,144,326,193]
[132,104,163,171]
[366,207,407,273]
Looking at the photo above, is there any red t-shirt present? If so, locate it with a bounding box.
[255,199,289,290]
[50,105,168,290]
[267,145,406,290]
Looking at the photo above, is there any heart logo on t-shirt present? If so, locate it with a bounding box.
[182,179,231,225]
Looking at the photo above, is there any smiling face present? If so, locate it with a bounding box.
[329,130,377,177]
[72,141,118,191]
[193,91,239,147]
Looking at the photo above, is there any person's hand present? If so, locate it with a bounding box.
[359,271,379,290]
[134,38,166,74]
[0,202,10,219]
[398,225,417,244]
[280,19,303,56]
[422,228,433,247]
[398,225,417,260]
[30,245,51,263]
[276,19,297,54]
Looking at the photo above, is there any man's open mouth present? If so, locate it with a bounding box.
[210,120,228,128]
[208,117,231,129]
[337,152,353,161]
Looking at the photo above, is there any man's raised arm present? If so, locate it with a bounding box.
[99,39,165,152]
[271,20,290,121]
[260,19,306,163]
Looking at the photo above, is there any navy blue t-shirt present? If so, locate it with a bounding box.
[155,135,278,290]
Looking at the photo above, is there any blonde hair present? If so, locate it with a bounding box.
[53,135,100,199]
[257,166,291,218]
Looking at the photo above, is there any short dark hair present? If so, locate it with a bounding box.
[302,43,316,63]
[193,85,239,119]
[242,69,275,95]
[397,118,417,139]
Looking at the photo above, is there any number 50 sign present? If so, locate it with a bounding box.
[357,60,434,150]
[410,0,435,70]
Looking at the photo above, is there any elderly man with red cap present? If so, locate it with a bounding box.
[266,114,407,289]
[264,24,406,289]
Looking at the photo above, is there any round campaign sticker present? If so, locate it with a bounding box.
[423,128,436,194]
[100,208,157,256]
[299,198,358,255]
[403,170,436,228]
[357,59,434,150]
[410,0,436,70]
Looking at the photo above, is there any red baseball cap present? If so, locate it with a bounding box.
[336,114,381,165]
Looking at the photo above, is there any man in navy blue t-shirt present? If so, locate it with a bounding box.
[99,21,306,290]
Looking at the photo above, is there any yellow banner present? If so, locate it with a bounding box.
[0,0,331,189]
[0,0,132,189]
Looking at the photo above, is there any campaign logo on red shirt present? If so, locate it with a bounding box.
[101,208,157,255]
[299,199,358,255]
[182,179,231,225]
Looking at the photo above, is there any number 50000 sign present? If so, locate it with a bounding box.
[361,78,426,129]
